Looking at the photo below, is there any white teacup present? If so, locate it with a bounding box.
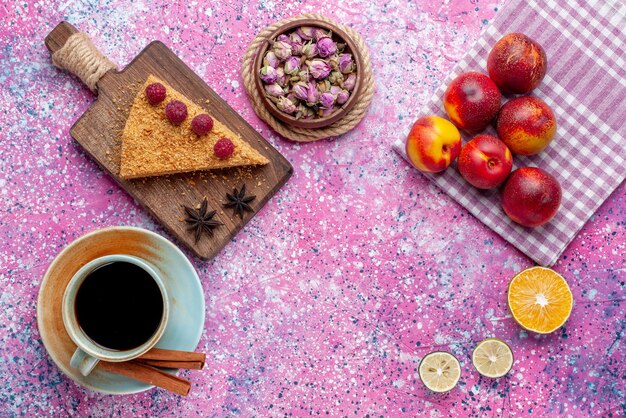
[62,254,169,376]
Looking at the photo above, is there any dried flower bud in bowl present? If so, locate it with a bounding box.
[253,18,363,129]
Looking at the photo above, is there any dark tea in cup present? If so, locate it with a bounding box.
[75,261,164,350]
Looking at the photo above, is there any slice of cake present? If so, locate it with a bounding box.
[119,75,269,179]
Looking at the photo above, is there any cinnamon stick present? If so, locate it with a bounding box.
[135,359,204,370]
[137,347,206,369]
[98,360,191,396]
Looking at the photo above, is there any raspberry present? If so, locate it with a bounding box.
[145,83,166,105]
[165,100,188,125]
[191,114,214,135]
[214,137,235,159]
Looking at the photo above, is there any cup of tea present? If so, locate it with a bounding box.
[62,254,170,376]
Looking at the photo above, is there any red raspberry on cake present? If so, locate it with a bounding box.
[145,82,166,105]
[165,100,188,125]
[214,137,235,159]
[191,114,214,135]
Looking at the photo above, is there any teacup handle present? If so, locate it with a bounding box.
[70,347,100,376]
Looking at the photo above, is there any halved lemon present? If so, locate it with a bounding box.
[472,338,513,378]
[507,266,573,334]
[418,351,461,392]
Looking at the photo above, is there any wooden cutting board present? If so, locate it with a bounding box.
[45,22,293,260]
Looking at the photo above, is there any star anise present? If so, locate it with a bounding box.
[184,197,222,243]
[224,184,256,219]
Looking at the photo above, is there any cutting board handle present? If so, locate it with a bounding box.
[45,21,117,93]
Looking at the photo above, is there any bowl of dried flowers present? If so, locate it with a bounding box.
[253,18,364,129]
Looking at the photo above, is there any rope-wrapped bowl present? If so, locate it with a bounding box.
[252,19,363,129]
[242,14,374,142]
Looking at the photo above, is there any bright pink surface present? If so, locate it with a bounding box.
[1,0,624,416]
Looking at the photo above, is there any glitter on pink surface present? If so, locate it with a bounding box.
[0,0,624,416]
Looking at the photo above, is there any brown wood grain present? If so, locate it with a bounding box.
[46,22,293,260]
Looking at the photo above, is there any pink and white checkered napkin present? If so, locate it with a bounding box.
[393,0,626,266]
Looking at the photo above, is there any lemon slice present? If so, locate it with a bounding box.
[508,266,573,334]
[472,338,514,378]
[418,351,461,392]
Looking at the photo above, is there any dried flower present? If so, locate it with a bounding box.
[275,67,287,86]
[295,103,315,120]
[330,86,350,105]
[298,69,311,83]
[301,41,318,59]
[307,59,331,79]
[289,32,302,45]
[328,70,344,86]
[272,40,292,60]
[317,37,337,58]
[328,54,339,70]
[314,28,331,41]
[337,91,349,104]
[265,83,285,97]
[336,43,346,53]
[276,96,297,114]
[319,107,335,117]
[291,41,303,56]
[317,79,331,93]
[292,82,309,101]
[260,65,278,84]
[288,30,304,55]
[319,92,336,109]
[296,26,315,40]
[263,51,280,68]
[338,53,355,74]
[344,73,356,91]
[305,82,320,105]
[326,54,339,70]
[283,56,301,75]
